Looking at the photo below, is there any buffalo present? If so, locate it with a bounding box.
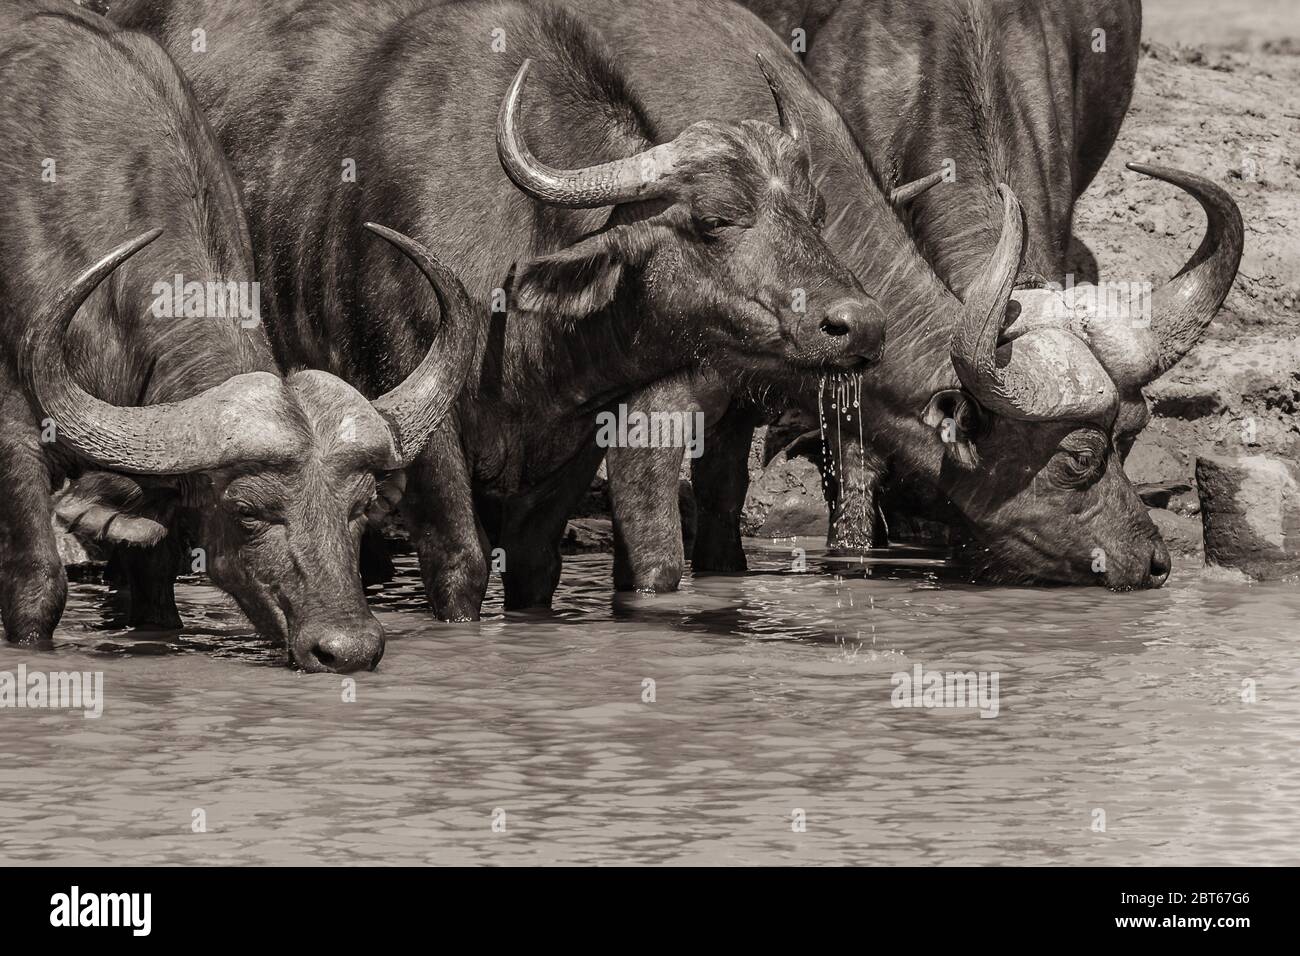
[582,0,1242,590]
[113,0,887,620]
[0,0,476,669]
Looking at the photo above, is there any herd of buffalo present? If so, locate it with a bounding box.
[0,0,1243,672]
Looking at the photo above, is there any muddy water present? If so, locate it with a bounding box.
[1,542,1297,866]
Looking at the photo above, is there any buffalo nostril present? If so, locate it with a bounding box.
[820,312,852,337]
[819,298,886,360]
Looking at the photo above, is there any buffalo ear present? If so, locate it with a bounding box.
[367,470,407,525]
[923,389,984,469]
[53,472,176,546]
[509,227,648,322]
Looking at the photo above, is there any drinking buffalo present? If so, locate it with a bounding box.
[583,0,1241,590]
[0,0,475,668]
[113,0,886,619]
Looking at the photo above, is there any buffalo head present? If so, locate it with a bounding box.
[878,166,1242,589]
[496,55,886,380]
[26,224,476,670]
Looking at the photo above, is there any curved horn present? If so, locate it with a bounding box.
[1118,162,1243,383]
[23,231,297,474]
[950,186,1117,422]
[496,58,678,208]
[950,186,1027,411]
[754,52,805,144]
[890,169,946,207]
[364,223,480,466]
[1005,164,1244,388]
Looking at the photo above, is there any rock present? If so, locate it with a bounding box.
[742,452,828,538]
[1149,508,1204,561]
[1161,339,1300,413]
[1195,454,1300,579]
[1146,379,1230,420]
[1135,481,1192,510]
[763,409,819,465]
[1124,435,1186,484]
[560,518,614,554]
[1170,488,1201,517]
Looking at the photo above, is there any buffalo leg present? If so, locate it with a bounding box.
[816,382,888,551]
[606,377,696,592]
[105,539,184,629]
[500,442,605,610]
[690,401,762,573]
[402,426,488,621]
[826,430,881,551]
[608,440,686,591]
[0,388,65,644]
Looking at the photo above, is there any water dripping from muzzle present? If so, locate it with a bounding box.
[819,374,848,547]
[818,375,831,507]
[820,375,870,555]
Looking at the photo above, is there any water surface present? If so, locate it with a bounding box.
[2,542,1296,865]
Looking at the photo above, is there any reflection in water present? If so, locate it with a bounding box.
[1,539,1297,865]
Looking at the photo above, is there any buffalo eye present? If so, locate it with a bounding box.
[229,501,270,531]
[1068,449,1095,472]
[1055,433,1107,486]
[224,491,281,530]
[694,214,735,237]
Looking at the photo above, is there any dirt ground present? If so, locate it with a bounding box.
[1143,0,1300,53]
[1068,0,1300,555]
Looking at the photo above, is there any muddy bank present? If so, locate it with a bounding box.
[1074,36,1298,576]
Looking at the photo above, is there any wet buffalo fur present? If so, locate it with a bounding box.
[115,0,876,619]
[588,0,1169,591]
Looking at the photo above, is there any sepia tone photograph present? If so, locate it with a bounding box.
[0,0,1295,905]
